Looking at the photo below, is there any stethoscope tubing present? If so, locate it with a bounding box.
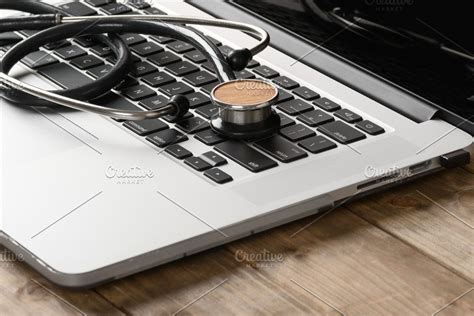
[0,14,270,121]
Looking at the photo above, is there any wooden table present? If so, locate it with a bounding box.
[1,148,473,316]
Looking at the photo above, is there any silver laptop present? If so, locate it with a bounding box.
[1,0,472,288]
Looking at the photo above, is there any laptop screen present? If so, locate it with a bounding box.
[233,0,474,122]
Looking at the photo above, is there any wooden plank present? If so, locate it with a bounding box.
[436,288,474,316]
[96,247,339,315]
[349,167,474,281]
[224,209,472,316]
[0,246,124,316]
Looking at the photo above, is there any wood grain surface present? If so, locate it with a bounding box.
[1,152,473,315]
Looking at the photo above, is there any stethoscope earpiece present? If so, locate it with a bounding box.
[210,79,280,139]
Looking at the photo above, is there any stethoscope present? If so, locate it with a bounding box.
[0,2,281,139]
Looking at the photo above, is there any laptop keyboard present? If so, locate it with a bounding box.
[1,0,386,184]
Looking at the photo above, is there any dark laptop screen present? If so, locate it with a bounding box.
[233,0,474,122]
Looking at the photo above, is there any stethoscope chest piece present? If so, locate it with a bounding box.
[210,79,280,139]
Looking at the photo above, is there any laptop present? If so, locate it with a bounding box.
[0,0,472,288]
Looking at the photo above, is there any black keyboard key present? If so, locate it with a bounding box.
[128,0,151,9]
[144,7,167,15]
[146,129,188,148]
[167,41,194,54]
[255,135,308,163]
[107,54,140,64]
[334,108,363,123]
[60,2,96,16]
[235,70,256,80]
[148,51,181,66]
[87,64,112,79]
[204,168,233,184]
[139,95,169,110]
[273,76,299,90]
[90,43,114,57]
[195,104,219,119]
[297,110,334,127]
[298,136,337,154]
[183,71,217,87]
[165,61,199,77]
[141,71,175,87]
[186,92,211,108]
[0,32,21,46]
[119,34,147,46]
[318,121,366,144]
[86,0,114,7]
[131,41,164,56]
[21,51,58,69]
[165,144,192,160]
[280,124,315,142]
[94,93,140,111]
[184,50,207,63]
[122,85,156,101]
[201,81,220,95]
[355,120,385,135]
[19,30,39,38]
[116,76,139,90]
[44,40,70,50]
[246,59,260,68]
[215,141,278,173]
[131,61,158,77]
[278,113,295,128]
[150,35,174,44]
[253,65,279,79]
[123,119,168,136]
[313,98,341,112]
[175,117,209,134]
[163,112,193,123]
[102,2,131,15]
[159,82,194,97]
[201,151,227,167]
[195,129,225,146]
[39,63,92,89]
[276,89,294,104]
[70,55,103,70]
[93,93,141,121]
[74,36,97,47]
[54,45,86,60]
[293,86,320,100]
[218,45,233,56]
[184,157,212,171]
[277,99,313,116]
[202,61,216,73]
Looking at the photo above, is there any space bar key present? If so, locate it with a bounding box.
[215,141,278,173]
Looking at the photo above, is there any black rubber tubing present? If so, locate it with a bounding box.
[1,25,131,106]
[1,19,234,106]
[0,1,131,107]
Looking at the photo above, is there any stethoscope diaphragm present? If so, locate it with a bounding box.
[210,79,280,139]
